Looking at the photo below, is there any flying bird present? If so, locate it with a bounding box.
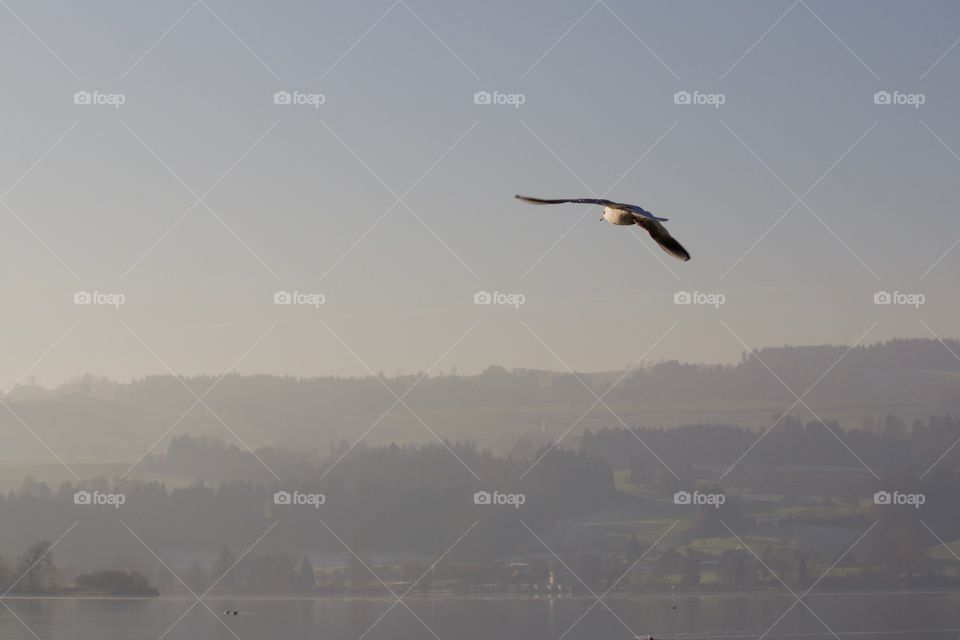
[515,195,691,262]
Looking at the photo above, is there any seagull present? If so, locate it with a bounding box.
[515,195,691,262]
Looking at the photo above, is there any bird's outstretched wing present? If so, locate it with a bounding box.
[515,195,614,206]
[515,195,669,221]
[634,217,691,262]
[616,203,669,222]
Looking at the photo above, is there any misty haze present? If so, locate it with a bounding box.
[2,1,960,639]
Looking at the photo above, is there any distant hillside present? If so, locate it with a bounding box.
[1,338,957,465]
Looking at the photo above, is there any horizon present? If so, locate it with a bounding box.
[7,334,958,389]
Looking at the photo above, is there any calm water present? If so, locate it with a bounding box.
[3,592,960,639]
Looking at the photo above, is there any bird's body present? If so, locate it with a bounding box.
[515,195,691,262]
[602,206,636,226]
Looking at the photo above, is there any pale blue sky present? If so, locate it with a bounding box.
[1,0,959,384]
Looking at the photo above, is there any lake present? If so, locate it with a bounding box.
[2,591,958,639]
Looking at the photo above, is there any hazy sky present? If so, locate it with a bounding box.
[2,0,959,385]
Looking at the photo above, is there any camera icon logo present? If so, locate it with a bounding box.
[673,490,692,505]
[673,91,691,105]
[473,490,492,505]
[274,291,292,305]
[673,291,692,305]
[873,91,891,105]
[473,291,492,305]
[73,290,92,305]
[73,91,92,105]
[274,91,292,105]
[273,490,292,505]
[73,490,92,505]
[474,91,492,105]
[873,291,892,305]
[873,490,891,505]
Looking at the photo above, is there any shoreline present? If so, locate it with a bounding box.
[5,587,959,602]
